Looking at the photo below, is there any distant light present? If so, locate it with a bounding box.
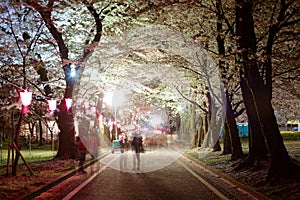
[150,115,163,126]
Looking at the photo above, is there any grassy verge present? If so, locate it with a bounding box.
[0,141,57,175]
[281,131,300,140]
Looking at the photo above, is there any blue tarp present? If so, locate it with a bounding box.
[237,124,249,137]
[220,123,249,137]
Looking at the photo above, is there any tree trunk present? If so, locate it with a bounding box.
[12,106,24,176]
[240,77,268,162]
[222,122,232,155]
[197,118,203,147]
[213,140,221,152]
[56,101,76,159]
[249,70,295,182]
[225,92,244,159]
[235,0,297,182]
[55,64,77,159]
[39,119,43,145]
[190,103,196,148]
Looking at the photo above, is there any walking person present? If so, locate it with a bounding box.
[89,127,100,159]
[75,136,87,173]
[131,132,143,171]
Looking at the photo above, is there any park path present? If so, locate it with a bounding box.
[37,148,270,200]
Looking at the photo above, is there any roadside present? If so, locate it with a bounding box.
[193,141,300,200]
[0,141,299,200]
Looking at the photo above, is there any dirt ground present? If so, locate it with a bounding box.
[200,141,300,200]
[0,141,299,200]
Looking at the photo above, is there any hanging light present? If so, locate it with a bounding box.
[70,63,76,77]
[20,89,32,107]
[65,98,72,111]
[48,99,57,111]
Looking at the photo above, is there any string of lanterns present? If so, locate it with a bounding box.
[20,89,72,114]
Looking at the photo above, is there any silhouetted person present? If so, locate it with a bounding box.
[89,127,100,159]
[75,136,87,173]
[132,132,143,171]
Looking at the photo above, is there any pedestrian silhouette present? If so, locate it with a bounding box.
[75,136,87,173]
[89,127,100,159]
[131,132,144,171]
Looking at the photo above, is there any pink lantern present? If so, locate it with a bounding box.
[65,98,72,110]
[20,90,32,107]
[48,99,57,111]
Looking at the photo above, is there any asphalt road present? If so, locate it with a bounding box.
[58,148,268,200]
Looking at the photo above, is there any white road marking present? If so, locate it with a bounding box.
[178,160,230,200]
[62,156,118,200]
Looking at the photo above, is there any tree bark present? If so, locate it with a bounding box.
[197,118,203,147]
[222,122,231,155]
[235,0,296,182]
[215,0,235,154]
[213,140,221,152]
[38,118,43,145]
[240,77,268,162]
[225,91,244,159]
[12,106,24,176]
[56,100,76,159]
[56,64,77,159]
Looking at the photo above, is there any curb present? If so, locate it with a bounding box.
[184,153,271,200]
[21,152,110,200]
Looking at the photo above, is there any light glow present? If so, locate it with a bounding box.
[65,98,72,110]
[48,99,57,111]
[20,90,32,107]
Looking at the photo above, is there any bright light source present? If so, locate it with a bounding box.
[112,90,125,107]
[48,99,57,111]
[20,90,32,107]
[103,90,126,107]
[103,91,113,106]
[65,98,72,110]
[70,64,76,77]
[70,68,76,77]
[150,115,163,126]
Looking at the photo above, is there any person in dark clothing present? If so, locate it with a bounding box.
[75,136,87,173]
[132,133,143,171]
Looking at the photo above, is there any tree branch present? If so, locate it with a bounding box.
[174,85,208,113]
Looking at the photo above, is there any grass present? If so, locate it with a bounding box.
[0,140,57,175]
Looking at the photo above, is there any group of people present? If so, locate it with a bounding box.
[75,129,144,173]
[119,131,144,171]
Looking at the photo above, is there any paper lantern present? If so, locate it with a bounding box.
[65,98,72,110]
[20,90,32,107]
[48,99,57,111]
